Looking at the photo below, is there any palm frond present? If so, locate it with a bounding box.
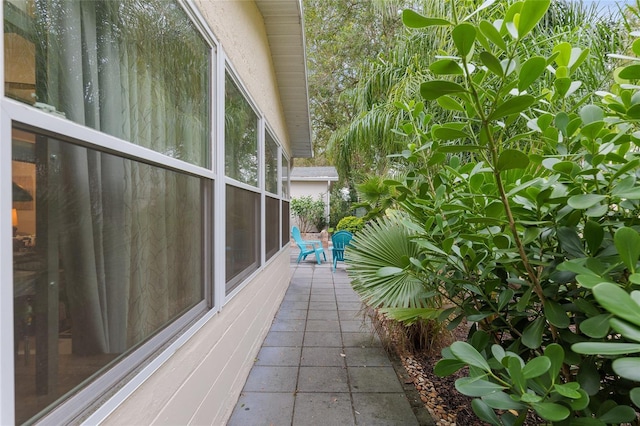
[346,213,435,309]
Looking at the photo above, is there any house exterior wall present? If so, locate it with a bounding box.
[291,180,329,200]
[2,0,298,424]
[198,0,290,152]
[291,180,331,231]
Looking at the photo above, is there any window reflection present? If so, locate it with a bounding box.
[4,0,210,167]
[12,128,203,424]
[265,133,278,195]
[225,185,260,293]
[225,74,258,186]
[265,196,279,260]
[282,201,290,249]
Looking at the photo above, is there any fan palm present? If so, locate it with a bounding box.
[346,212,442,323]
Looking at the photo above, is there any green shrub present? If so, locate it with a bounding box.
[346,1,640,424]
[290,195,326,232]
[335,215,364,233]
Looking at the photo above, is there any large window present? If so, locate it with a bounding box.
[4,0,211,167]
[224,71,261,293]
[282,200,290,249]
[5,0,211,423]
[265,132,278,195]
[265,196,280,260]
[5,0,296,421]
[281,155,290,248]
[12,128,204,424]
[225,73,258,186]
[225,186,260,293]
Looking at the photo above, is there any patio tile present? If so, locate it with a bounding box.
[297,366,349,392]
[227,392,294,426]
[262,331,304,347]
[293,392,355,426]
[352,393,419,426]
[339,310,365,321]
[310,293,336,302]
[307,310,339,320]
[228,257,431,426]
[279,300,309,311]
[270,318,305,332]
[303,331,342,347]
[282,293,310,302]
[243,366,298,392]
[344,347,391,367]
[305,319,341,332]
[310,287,335,294]
[341,320,373,333]
[348,367,403,393]
[342,332,381,348]
[301,347,346,367]
[338,301,366,311]
[276,309,307,321]
[255,347,301,366]
[309,301,337,310]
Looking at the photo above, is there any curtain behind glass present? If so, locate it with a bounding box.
[225,73,258,186]
[22,0,210,166]
[32,1,207,354]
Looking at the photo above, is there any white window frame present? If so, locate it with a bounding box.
[1,0,219,423]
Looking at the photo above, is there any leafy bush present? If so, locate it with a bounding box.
[290,195,326,232]
[335,215,364,233]
[346,1,640,424]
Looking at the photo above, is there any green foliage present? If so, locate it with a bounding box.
[290,195,326,232]
[328,185,354,229]
[353,175,396,221]
[328,0,627,185]
[346,0,640,424]
[301,0,403,167]
[335,215,364,234]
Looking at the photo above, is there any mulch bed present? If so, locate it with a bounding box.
[400,350,481,425]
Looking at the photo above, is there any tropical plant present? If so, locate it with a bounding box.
[290,195,326,232]
[328,185,353,229]
[335,215,364,233]
[345,0,640,424]
[329,0,628,186]
[301,0,404,166]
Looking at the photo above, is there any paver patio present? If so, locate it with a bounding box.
[227,252,434,426]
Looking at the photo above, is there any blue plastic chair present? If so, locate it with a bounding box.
[292,226,326,264]
[331,230,353,271]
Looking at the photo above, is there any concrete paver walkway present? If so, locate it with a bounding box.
[227,253,432,426]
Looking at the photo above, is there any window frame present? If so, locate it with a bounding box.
[1,0,218,423]
[1,0,297,422]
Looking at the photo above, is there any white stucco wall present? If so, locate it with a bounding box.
[197,0,290,152]
[290,180,329,200]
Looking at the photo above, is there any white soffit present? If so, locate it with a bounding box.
[255,0,313,158]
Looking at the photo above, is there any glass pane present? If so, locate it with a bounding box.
[225,185,260,292]
[265,196,279,260]
[4,0,211,167]
[281,155,289,199]
[282,201,290,249]
[225,73,258,186]
[12,128,203,424]
[265,132,278,195]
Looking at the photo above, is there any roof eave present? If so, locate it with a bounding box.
[255,0,313,159]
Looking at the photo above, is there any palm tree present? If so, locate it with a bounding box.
[329,0,629,186]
